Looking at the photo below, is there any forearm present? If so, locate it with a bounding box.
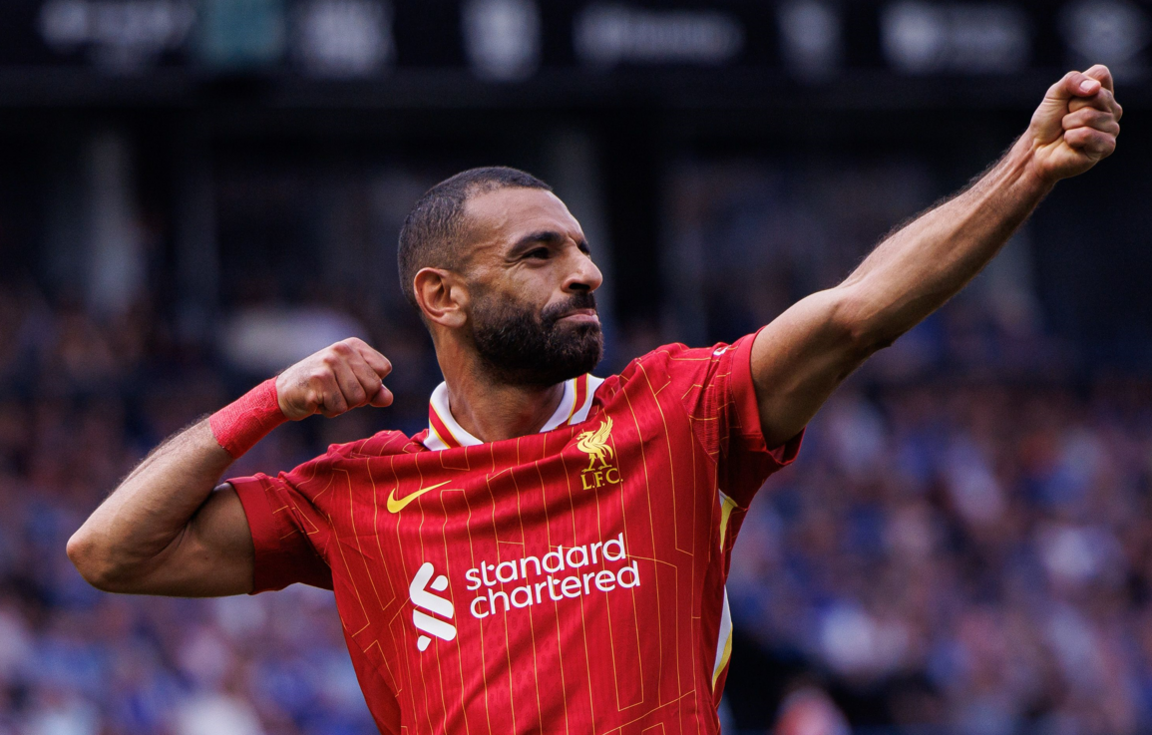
[67,419,235,587]
[838,137,1051,346]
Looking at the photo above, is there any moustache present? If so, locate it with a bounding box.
[541,293,599,328]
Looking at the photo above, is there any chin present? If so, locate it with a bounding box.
[558,321,602,337]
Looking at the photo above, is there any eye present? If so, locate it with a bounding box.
[526,247,551,260]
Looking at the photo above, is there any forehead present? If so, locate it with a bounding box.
[463,187,583,249]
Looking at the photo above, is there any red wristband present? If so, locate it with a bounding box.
[210,378,287,458]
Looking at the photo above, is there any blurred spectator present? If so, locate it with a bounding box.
[775,688,850,735]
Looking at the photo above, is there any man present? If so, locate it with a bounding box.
[68,66,1121,734]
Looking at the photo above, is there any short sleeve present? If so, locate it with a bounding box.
[229,458,335,594]
[635,330,803,507]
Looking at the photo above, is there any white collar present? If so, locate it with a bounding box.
[423,374,603,451]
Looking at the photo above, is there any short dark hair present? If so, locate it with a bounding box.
[398,166,553,308]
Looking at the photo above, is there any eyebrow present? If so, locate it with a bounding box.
[508,230,588,258]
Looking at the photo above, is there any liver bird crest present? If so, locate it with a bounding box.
[576,418,615,471]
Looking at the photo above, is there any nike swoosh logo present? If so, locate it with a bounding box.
[387,481,452,513]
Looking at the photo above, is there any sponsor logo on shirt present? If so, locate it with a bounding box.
[575,418,621,490]
[409,562,457,651]
[464,533,640,620]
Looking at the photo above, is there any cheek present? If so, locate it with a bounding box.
[504,270,559,307]
[471,281,540,323]
[473,264,565,318]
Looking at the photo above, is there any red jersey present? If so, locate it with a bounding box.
[231,334,801,735]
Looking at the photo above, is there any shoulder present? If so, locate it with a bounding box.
[318,429,427,461]
[619,342,702,378]
[614,339,750,384]
[270,430,423,491]
[591,336,758,417]
[589,342,723,410]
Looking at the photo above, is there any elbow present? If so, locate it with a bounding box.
[67,528,124,592]
[831,288,901,359]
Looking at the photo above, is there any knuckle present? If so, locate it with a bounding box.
[331,342,352,356]
[1083,112,1106,129]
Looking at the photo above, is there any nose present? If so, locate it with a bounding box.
[563,250,603,294]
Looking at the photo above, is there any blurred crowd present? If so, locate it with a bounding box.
[0,285,388,735]
[0,154,1147,735]
[731,371,1152,734]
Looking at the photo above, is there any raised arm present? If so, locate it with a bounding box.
[66,338,393,597]
[751,65,1122,448]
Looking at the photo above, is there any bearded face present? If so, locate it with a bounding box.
[468,287,603,387]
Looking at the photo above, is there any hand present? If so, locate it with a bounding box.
[1027,64,1122,183]
[275,338,394,420]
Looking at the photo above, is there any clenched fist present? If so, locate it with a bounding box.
[1027,64,1122,183]
[276,338,394,420]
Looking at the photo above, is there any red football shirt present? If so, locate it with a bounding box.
[230,334,801,735]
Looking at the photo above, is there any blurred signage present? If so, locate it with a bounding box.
[880,2,1031,74]
[0,0,1146,81]
[1059,0,1151,76]
[292,0,394,77]
[198,0,285,69]
[778,1,842,80]
[462,0,540,80]
[573,4,746,68]
[36,0,195,69]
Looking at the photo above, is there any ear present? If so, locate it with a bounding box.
[414,267,469,328]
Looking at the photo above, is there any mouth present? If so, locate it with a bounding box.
[554,308,600,325]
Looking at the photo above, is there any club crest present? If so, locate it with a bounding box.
[575,418,621,489]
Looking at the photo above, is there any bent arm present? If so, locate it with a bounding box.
[751,67,1121,447]
[67,337,394,597]
[66,419,255,596]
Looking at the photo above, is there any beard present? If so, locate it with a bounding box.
[468,289,604,388]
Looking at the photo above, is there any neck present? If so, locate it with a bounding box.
[436,342,566,443]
